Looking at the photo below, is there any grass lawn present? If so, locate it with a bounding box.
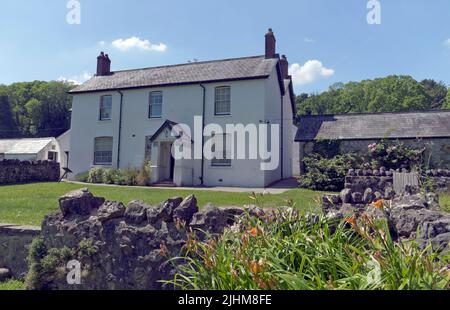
[441,191,450,212]
[0,182,327,226]
[0,280,25,290]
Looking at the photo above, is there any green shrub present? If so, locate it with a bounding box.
[123,168,138,186]
[74,171,89,182]
[367,140,426,170]
[299,153,361,191]
[103,168,119,184]
[136,160,151,186]
[170,211,450,290]
[87,167,105,184]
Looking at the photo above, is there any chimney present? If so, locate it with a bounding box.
[265,28,276,59]
[280,55,289,79]
[96,52,111,76]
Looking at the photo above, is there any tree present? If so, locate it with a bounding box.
[296,75,444,116]
[444,91,450,109]
[0,80,75,138]
[420,79,448,109]
[0,95,16,138]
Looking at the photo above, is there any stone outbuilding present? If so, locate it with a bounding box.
[295,110,450,174]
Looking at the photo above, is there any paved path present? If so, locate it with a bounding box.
[64,178,299,194]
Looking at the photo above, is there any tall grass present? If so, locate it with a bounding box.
[170,210,450,290]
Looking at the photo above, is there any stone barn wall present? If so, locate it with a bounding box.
[300,137,450,172]
[0,160,60,185]
[0,224,41,279]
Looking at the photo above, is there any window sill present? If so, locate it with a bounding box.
[97,120,112,124]
[213,114,232,118]
[210,165,232,169]
[91,164,113,168]
[148,116,162,120]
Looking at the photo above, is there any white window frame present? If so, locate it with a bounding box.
[94,137,113,165]
[149,91,163,118]
[211,133,232,167]
[214,86,231,115]
[47,151,58,162]
[99,95,112,121]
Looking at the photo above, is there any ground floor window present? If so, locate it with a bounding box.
[47,151,58,162]
[211,133,231,167]
[94,137,113,165]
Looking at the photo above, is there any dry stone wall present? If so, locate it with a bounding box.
[0,224,41,279]
[0,160,60,185]
[27,188,258,290]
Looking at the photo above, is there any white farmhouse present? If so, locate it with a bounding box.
[68,29,296,187]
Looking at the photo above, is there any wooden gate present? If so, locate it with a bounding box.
[393,172,419,194]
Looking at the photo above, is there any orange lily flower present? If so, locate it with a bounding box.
[249,260,260,274]
[249,227,258,237]
[372,199,384,209]
[345,215,357,228]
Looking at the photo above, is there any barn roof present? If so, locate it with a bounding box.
[0,138,53,154]
[295,110,450,142]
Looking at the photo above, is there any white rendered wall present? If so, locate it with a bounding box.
[69,72,295,187]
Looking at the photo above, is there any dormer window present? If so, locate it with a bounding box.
[99,95,112,121]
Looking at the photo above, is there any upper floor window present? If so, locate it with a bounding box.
[149,91,163,118]
[94,137,113,165]
[211,133,232,167]
[214,86,231,115]
[99,95,112,121]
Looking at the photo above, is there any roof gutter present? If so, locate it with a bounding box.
[199,83,206,186]
[68,76,271,95]
[117,90,124,169]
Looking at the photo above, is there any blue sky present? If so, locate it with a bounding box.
[0,0,449,94]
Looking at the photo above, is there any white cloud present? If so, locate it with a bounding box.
[304,37,315,43]
[444,38,450,48]
[289,60,334,85]
[111,36,167,52]
[58,71,92,85]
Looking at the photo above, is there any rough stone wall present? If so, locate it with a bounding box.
[344,167,394,195]
[302,138,450,169]
[0,224,41,279]
[27,188,259,290]
[344,168,450,194]
[0,160,60,185]
[424,169,450,192]
[322,190,450,253]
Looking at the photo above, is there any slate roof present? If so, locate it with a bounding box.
[295,110,450,142]
[69,55,279,94]
[0,138,53,154]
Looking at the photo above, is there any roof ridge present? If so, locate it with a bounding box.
[299,109,450,118]
[109,55,267,74]
[0,137,54,141]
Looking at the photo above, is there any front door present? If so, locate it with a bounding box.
[158,141,174,181]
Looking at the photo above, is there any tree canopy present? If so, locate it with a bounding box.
[296,75,449,117]
[0,81,75,138]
